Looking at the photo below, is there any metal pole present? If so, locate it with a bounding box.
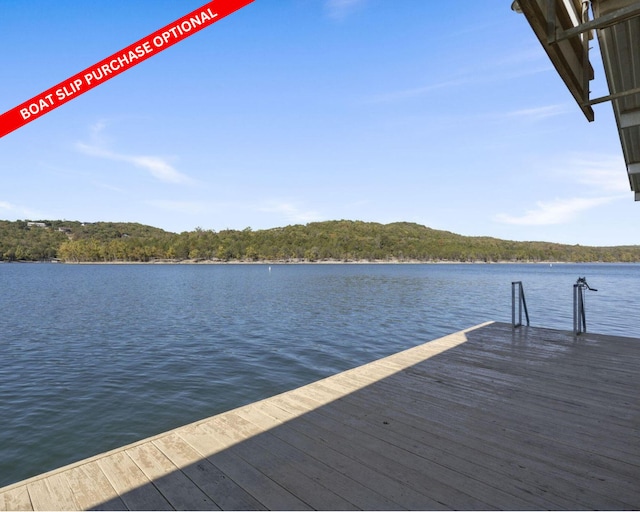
[512,282,516,327]
[573,277,596,334]
[512,281,530,328]
[518,283,523,326]
[573,283,586,334]
[573,284,579,334]
[579,288,586,333]
[520,282,530,326]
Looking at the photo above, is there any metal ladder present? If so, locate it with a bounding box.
[512,278,598,333]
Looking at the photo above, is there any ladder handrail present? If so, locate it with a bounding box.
[573,277,597,335]
[512,281,530,328]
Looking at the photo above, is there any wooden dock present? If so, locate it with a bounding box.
[1,321,639,510]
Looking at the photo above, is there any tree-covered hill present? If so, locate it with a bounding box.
[1,219,639,263]
[0,220,172,261]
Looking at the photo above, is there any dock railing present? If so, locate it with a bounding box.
[511,281,530,328]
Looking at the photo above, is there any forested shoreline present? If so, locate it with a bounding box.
[1,219,639,263]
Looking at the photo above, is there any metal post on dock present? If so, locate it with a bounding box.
[511,281,530,328]
[573,277,597,335]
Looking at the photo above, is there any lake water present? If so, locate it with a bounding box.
[1,262,638,487]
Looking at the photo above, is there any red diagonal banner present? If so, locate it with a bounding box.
[0,0,253,139]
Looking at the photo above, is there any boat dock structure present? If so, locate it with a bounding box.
[1,321,639,510]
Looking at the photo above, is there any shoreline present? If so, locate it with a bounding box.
[3,259,630,265]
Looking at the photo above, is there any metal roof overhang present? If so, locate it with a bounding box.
[515,0,640,200]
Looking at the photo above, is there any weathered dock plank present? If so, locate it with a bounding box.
[64,461,126,511]
[177,421,312,510]
[152,433,260,511]
[27,473,78,511]
[313,369,635,510]
[125,442,216,511]
[231,406,405,511]
[252,400,445,510]
[97,451,172,511]
[204,414,357,511]
[1,321,639,510]
[283,381,572,510]
[0,486,32,512]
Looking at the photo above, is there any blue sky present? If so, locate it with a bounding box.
[0,0,636,246]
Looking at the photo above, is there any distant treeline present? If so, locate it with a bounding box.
[1,219,639,263]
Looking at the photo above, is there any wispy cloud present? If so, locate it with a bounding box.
[93,181,127,194]
[491,45,552,69]
[494,196,617,225]
[494,152,629,226]
[76,122,192,185]
[259,201,322,224]
[0,200,43,219]
[76,143,192,185]
[364,43,553,106]
[541,153,629,194]
[145,200,210,215]
[504,104,567,121]
[325,0,368,20]
[569,154,630,193]
[129,155,191,184]
[364,79,468,104]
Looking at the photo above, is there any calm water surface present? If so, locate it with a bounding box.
[1,262,638,487]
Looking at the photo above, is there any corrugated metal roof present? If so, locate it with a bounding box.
[516,0,640,200]
[593,0,640,199]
